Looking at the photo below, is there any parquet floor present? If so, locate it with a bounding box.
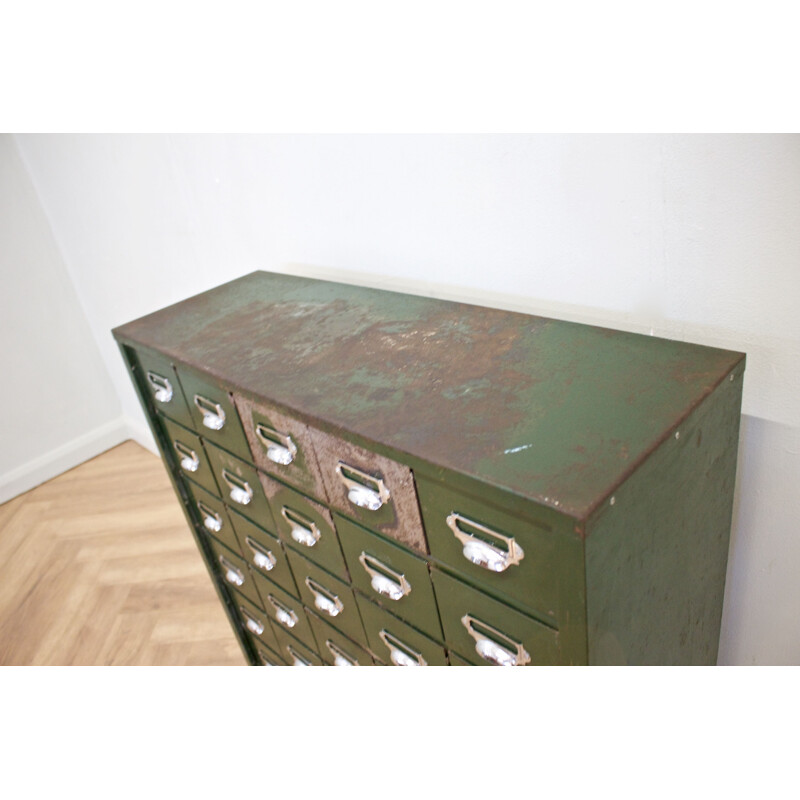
[0,441,246,665]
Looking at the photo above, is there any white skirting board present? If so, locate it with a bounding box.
[0,415,158,505]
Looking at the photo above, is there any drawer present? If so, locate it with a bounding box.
[234,393,328,502]
[417,476,580,627]
[177,366,252,460]
[285,549,368,649]
[260,475,349,582]
[310,431,428,554]
[205,442,275,531]
[135,347,195,430]
[205,535,262,608]
[251,571,317,649]
[233,592,281,653]
[431,568,562,666]
[248,634,285,666]
[272,624,324,666]
[447,652,473,666]
[186,483,240,555]
[356,594,448,666]
[307,612,375,666]
[160,415,220,497]
[228,510,299,598]
[336,514,443,641]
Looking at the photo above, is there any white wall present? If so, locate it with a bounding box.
[0,136,122,503]
[13,133,800,664]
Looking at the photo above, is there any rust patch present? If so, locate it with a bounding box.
[235,392,329,503]
[310,425,429,555]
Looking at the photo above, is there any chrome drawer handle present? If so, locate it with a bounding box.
[335,462,390,511]
[326,640,359,666]
[378,629,426,666]
[194,394,226,430]
[197,501,223,533]
[173,441,200,473]
[240,606,265,637]
[221,469,254,506]
[245,536,277,572]
[267,594,298,629]
[358,553,411,601]
[304,577,344,618]
[286,645,312,666]
[461,614,530,666]
[281,507,320,548]
[255,423,297,466]
[147,371,173,403]
[218,555,244,587]
[447,513,525,573]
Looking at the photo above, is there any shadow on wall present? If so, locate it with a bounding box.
[719,414,800,665]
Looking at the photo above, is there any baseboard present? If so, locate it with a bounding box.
[123,414,158,455]
[0,417,131,505]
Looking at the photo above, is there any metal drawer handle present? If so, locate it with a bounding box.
[335,462,390,511]
[194,394,226,430]
[218,555,244,587]
[255,423,297,466]
[240,606,265,637]
[378,629,427,666]
[173,441,200,473]
[326,640,359,666]
[304,577,344,618]
[447,513,525,573]
[221,469,254,506]
[197,501,223,533]
[286,645,312,666]
[245,536,277,572]
[267,594,299,629]
[281,507,320,548]
[147,371,173,403]
[358,552,411,601]
[461,614,531,666]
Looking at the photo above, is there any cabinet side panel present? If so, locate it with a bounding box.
[585,368,744,665]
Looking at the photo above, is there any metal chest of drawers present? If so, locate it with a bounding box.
[112,271,745,666]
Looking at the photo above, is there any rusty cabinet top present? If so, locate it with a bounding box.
[113,271,745,521]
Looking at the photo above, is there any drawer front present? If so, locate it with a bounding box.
[177,366,252,460]
[356,594,448,666]
[272,623,323,666]
[431,569,562,666]
[205,443,275,531]
[206,536,262,608]
[307,612,375,666]
[251,571,317,649]
[228,510,299,599]
[260,475,349,582]
[336,515,443,641]
[234,393,328,502]
[285,549,368,649]
[187,483,240,555]
[234,592,281,653]
[447,652,473,666]
[310,431,428,554]
[418,476,579,627]
[135,347,195,430]
[247,634,285,666]
[160,415,220,497]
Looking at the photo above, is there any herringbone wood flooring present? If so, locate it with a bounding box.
[0,441,246,665]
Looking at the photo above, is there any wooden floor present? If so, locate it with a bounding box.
[0,441,246,665]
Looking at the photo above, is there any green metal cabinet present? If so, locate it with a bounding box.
[113,271,744,665]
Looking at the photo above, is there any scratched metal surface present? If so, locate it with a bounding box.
[113,271,745,520]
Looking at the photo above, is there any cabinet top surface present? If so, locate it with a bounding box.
[114,271,744,520]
